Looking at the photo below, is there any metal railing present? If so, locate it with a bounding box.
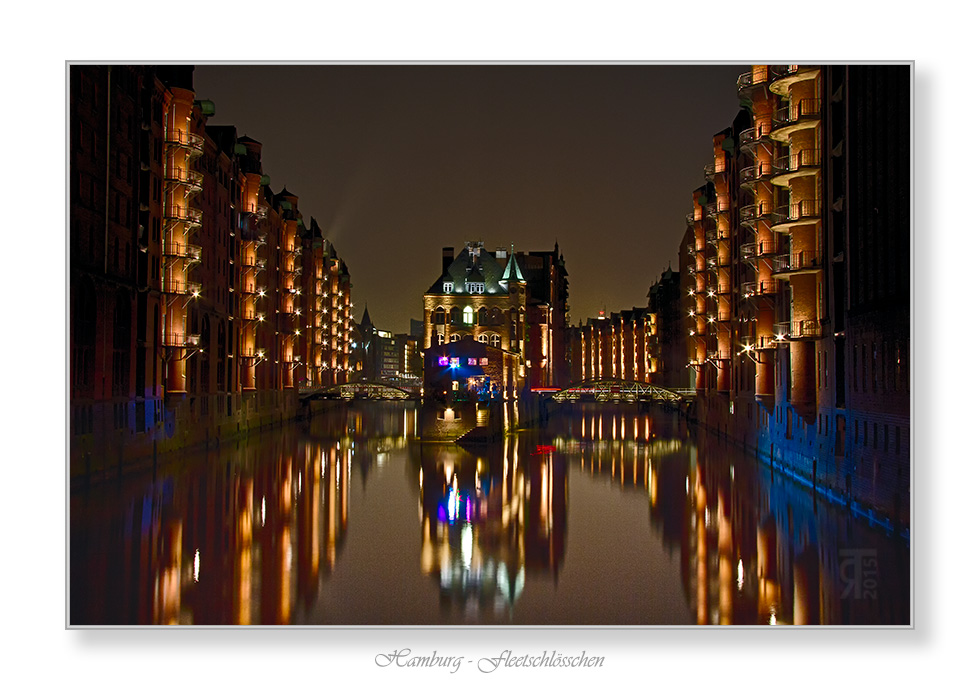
[739,163,773,184]
[162,332,201,347]
[773,199,820,223]
[772,250,820,274]
[741,279,778,297]
[163,242,203,260]
[773,149,821,175]
[162,279,202,296]
[795,319,822,338]
[773,98,822,128]
[165,129,204,152]
[740,202,774,221]
[737,68,771,92]
[164,205,203,224]
[738,122,772,149]
[165,167,204,189]
[770,64,801,80]
[741,239,779,259]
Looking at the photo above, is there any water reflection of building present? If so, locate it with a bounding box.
[71,426,391,624]
[549,404,907,625]
[667,430,909,625]
[418,439,567,616]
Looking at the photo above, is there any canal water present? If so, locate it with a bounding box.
[70,402,910,625]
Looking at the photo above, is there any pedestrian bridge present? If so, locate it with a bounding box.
[549,380,693,404]
[299,382,417,402]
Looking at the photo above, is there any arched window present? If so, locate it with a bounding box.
[450,307,462,325]
[478,334,488,344]
[463,306,474,325]
[491,334,501,348]
[434,307,446,325]
[478,307,488,325]
[450,333,460,342]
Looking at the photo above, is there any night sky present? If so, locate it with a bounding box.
[193,64,748,333]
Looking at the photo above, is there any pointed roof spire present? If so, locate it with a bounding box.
[501,245,525,283]
[360,306,373,329]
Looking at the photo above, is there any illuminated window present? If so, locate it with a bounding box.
[450,333,460,342]
[443,282,453,293]
[463,306,474,324]
[468,358,478,366]
[452,380,459,390]
[480,358,489,366]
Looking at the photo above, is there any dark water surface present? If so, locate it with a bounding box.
[70,403,909,625]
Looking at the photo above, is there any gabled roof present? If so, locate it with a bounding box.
[426,245,510,295]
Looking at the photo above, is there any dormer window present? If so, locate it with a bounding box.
[465,282,485,294]
[443,282,453,293]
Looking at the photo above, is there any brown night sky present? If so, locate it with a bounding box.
[193,64,748,333]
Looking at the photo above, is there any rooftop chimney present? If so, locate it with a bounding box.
[442,247,454,274]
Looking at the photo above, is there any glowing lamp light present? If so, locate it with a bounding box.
[449,357,460,368]
[438,356,449,367]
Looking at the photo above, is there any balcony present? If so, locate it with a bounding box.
[162,332,200,348]
[772,199,820,229]
[165,129,204,156]
[165,167,204,192]
[738,123,772,152]
[771,149,821,186]
[771,250,821,276]
[240,285,266,297]
[740,239,779,260]
[794,319,822,339]
[245,204,269,219]
[242,256,266,270]
[739,163,773,190]
[741,279,778,298]
[164,205,203,226]
[739,202,775,223]
[704,161,726,181]
[162,279,202,296]
[771,98,822,141]
[742,334,779,351]
[769,65,821,97]
[737,67,771,95]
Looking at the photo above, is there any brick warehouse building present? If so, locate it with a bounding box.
[69,65,354,479]
[681,65,910,529]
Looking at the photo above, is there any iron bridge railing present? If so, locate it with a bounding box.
[551,380,692,404]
